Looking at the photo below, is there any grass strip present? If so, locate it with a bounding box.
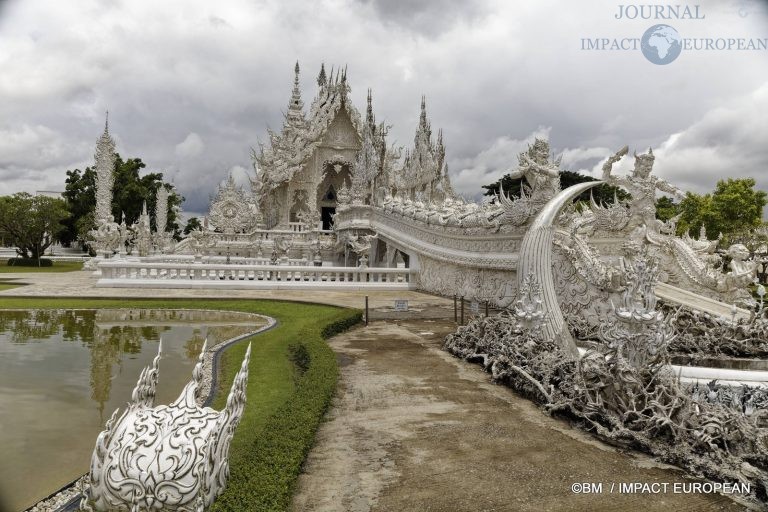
[212,307,361,511]
[0,260,84,273]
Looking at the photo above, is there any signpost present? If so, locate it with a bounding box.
[394,299,409,312]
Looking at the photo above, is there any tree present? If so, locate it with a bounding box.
[675,179,767,243]
[655,196,679,223]
[63,154,184,246]
[711,178,767,238]
[482,169,630,205]
[0,193,70,260]
[183,217,202,235]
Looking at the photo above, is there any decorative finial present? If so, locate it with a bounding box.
[366,88,374,124]
[288,61,304,113]
[317,63,327,87]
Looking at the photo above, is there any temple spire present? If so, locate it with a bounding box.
[317,63,327,87]
[366,89,374,127]
[288,61,303,111]
[419,95,427,129]
[286,62,305,130]
[94,111,117,222]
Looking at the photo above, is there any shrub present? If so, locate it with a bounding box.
[6,258,53,267]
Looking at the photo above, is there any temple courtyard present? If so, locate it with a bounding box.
[0,270,755,511]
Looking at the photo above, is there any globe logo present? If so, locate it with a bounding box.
[641,24,682,65]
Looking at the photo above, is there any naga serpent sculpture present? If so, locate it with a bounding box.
[517,181,603,358]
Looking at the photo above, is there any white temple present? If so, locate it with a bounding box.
[247,62,453,231]
[88,62,758,315]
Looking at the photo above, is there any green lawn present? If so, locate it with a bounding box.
[0,260,84,273]
[0,297,361,512]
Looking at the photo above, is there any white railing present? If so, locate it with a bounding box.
[143,255,311,266]
[96,261,415,289]
[287,222,310,232]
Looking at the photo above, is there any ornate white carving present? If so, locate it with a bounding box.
[518,181,603,356]
[132,202,153,257]
[94,113,116,223]
[602,146,684,232]
[209,176,258,234]
[81,341,252,512]
[87,215,122,257]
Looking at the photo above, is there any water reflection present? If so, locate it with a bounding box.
[0,309,264,512]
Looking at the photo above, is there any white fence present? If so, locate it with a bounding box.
[96,260,415,290]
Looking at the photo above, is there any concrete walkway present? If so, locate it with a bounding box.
[292,320,750,512]
[0,270,453,311]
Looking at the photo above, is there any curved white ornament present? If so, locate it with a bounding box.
[518,181,603,357]
[81,340,252,512]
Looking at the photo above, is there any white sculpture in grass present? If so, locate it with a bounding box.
[81,340,252,512]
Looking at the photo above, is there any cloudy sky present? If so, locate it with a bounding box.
[1,0,767,217]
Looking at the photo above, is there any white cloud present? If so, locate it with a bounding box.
[652,82,768,194]
[175,133,205,159]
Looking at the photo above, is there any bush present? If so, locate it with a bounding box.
[288,343,311,378]
[6,258,53,267]
[212,308,361,512]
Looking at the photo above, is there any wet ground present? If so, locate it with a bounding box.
[291,319,750,512]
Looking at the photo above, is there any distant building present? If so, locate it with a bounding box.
[35,190,64,198]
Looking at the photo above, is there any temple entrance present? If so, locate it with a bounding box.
[317,161,351,231]
[321,207,336,230]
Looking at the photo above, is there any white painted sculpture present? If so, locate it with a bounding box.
[80,340,252,512]
[153,184,174,253]
[208,175,258,234]
[94,113,117,224]
[85,113,121,261]
[132,202,152,257]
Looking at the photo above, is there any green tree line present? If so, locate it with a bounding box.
[654,178,767,244]
[0,154,186,262]
[61,154,184,247]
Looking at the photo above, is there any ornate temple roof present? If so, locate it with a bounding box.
[254,63,368,191]
[395,97,449,197]
[252,62,455,204]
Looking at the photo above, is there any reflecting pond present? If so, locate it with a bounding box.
[0,309,265,512]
